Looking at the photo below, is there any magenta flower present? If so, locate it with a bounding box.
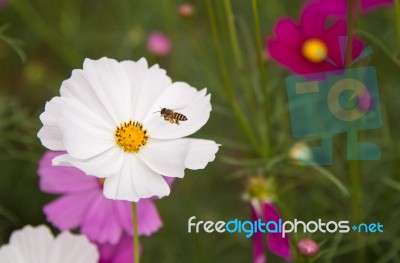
[147,31,172,57]
[98,233,138,263]
[267,5,364,74]
[251,201,292,263]
[308,0,393,16]
[38,151,168,245]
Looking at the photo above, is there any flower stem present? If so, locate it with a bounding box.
[346,1,365,262]
[132,202,140,263]
[205,0,263,156]
[222,0,261,146]
[355,29,400,66]
[395,0,400,49]
[251,0,271,157]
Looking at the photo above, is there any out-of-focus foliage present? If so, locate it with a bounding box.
[0,0,400,262]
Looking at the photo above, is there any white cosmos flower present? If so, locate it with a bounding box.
[0,225,99,263]
[38,57,219,202]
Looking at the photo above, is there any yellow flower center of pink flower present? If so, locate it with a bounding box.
[115,121,148,153]
[302,39,328,63]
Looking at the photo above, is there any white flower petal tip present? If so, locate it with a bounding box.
[0,225,99,263]
[103,155,171,202]
[185,139,220,170]
[37,98,65,151]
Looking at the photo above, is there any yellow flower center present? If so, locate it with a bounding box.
[115,121,148,153]
[99,178,105,185]
[301,39,328,63]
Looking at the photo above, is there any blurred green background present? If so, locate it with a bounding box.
[1,0,400,262]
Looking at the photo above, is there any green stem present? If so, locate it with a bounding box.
[347,1,364,262]
[395,0,400,49]
[132,203,140,263]
[206,0,262,155]
[11,0,82,67]
[355,29,400,66]
[222,0,260,147]
[251,0,271,157]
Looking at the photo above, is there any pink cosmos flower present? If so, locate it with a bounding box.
[251,201,291,263]
[38,151,170,245]
[147,31,172,57]
[267,5,364,74]
[98,233,137,263]
[308,0,393,16]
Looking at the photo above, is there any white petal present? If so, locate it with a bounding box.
[48,231,99,263]
[79,57,132,123]
[0,246,25,263]
[103,155,170,202]
[8,225,53,263]
[184,139,220,169]
[60,69,115,125]
[121,59,172,120]
[57,97,114,159]
[37,98,65,151]
[139,139,190,178]
[52,147,124,178]
[144,82,211,139]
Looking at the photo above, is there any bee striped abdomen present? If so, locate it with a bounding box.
[173,113,188,121]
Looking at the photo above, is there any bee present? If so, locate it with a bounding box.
[154,108,188,125]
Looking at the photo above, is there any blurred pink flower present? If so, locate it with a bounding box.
[251,201,292,263]
[179,3,194,17]
[297,238,319,257]
[38,151,171,245]
[267,5,364,74]
[0,0,8,8]
[98,233,138,263]
[147,31,172,57]
[308,0,393,16]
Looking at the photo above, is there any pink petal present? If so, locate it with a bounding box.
[263,202,292,261]
[113,201,133,236]
[363,0,393,11]
[163,176,175,188]
[268,39,316,74]
[114,199,163,237]
[251,204,266,263]
[137,199,163,236]
[81,194,124,244]
[301,4,328,38]
[38,151,99,194]
[43,190,98,231]
[274,18,304,48]
[322,20,347,66]
[98,234,137,263]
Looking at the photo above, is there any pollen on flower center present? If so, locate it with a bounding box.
[115,121,148,153]
[301,39,328,63]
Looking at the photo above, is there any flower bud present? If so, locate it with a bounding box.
[288,142,313,164]
[147,31,172,57]
[297,238,319,257]
[179,3,194,17]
